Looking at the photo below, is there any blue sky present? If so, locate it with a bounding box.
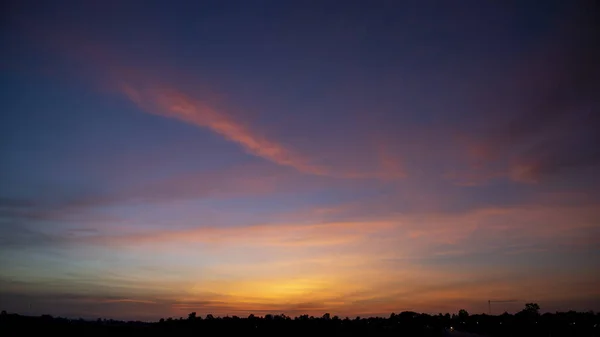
[1,0,599,320]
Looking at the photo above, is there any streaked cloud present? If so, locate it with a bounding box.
[446,6,600,185]
[62,219,397,250]
[120,83,329,176]
[13,21,410,181]
[2,0,599,321]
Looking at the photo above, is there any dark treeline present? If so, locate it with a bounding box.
[1,304,599,336]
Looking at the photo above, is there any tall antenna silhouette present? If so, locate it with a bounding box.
[488,299,517,315]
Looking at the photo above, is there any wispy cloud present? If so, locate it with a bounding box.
[446,7,600,185]
[16,23,410,181]
[120,84,329,176]
[76,220,397,249]
[118,82,414,180]
[3,3,599,319]
[2,201,599,319]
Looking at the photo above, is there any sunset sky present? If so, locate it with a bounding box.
[1,0,599,320]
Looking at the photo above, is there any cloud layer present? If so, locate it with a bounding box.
[1,0,599,321]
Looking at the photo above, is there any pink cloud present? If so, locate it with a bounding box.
[120,84,329,176]
[80,220,397,249]
[20,24,411,181]
[118,81,411,181]
[373,136,406,180]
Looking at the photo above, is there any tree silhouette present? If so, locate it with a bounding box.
[1,307,600,337]
[188,312,196,320]
[525,303,540,315]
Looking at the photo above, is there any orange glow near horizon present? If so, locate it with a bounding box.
[1,1,599,321]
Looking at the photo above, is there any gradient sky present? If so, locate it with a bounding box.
[1,0,599,321]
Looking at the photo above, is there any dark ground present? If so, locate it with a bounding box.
[2,310,600,336]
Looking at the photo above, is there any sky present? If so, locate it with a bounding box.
[1,0,599,321]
